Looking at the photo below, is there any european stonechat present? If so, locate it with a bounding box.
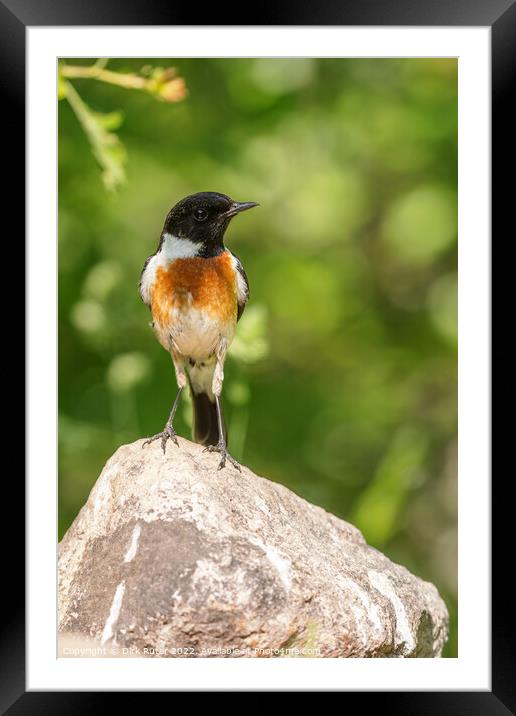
[139,192,258,469]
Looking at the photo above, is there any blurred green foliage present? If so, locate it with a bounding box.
[58,58,457,656]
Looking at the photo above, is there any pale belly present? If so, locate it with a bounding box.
[153,303,235,362]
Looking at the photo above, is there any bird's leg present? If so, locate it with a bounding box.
[203,395,241,471]
[143,386,183,452]
[203,345,241,471]
[143,357,186,453]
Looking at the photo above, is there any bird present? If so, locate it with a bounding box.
[139,191,258,470]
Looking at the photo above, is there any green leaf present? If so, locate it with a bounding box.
[65,81,127,190]
[93,110,125,131]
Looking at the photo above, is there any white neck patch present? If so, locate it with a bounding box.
[161,233,202,260]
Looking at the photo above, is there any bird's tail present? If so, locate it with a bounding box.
[189,386,226,446]
[187,361,227,446]
[190,390,220,446]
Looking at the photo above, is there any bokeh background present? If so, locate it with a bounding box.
[58,58,457,656]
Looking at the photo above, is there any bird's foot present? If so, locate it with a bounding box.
[142,423,179,453]
[203,441,241,471]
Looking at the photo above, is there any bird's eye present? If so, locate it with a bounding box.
[194,207,208,222]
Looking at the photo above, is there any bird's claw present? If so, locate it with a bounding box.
[142,424,179,453]
[203,442,241,471]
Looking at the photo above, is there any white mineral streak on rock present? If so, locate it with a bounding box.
[249,535,292,590]
[124,524,141,563]
[337,575,385,647]
[368,569,416,654]
[100,581,126,645]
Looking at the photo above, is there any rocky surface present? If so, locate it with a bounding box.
[58,438,448,657]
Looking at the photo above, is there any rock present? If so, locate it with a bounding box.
[58,438,448,657]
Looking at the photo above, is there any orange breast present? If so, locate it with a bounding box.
[150,250,237,328]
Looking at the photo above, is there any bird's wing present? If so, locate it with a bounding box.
[230,251,249,322]
[139,253,155,307]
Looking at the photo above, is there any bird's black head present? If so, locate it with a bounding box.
[162,192,258,255]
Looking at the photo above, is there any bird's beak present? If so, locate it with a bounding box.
[225,201,259,218]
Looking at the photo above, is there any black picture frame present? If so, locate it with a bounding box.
[5,0,509,709]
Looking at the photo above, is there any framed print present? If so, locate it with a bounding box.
[4,0,511,708]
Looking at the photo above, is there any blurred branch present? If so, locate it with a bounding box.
[58,59,187,190]
[60,61,187,102]
[92,58,109,70]
[63,79,126,191]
